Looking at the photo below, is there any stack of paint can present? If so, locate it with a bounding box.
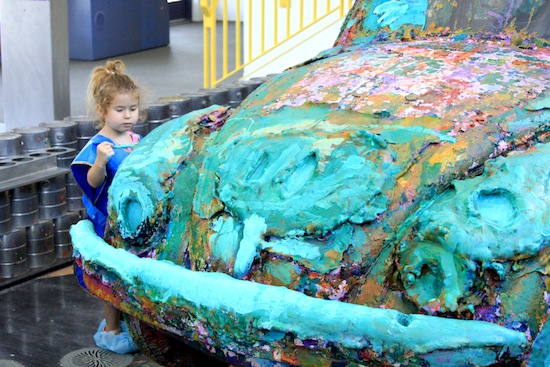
[217,82,250,108]
[65,173,84,213]
[2,183,39,279]
[145,101,171,131]
[0,191,10,236]
[39,120,78,169]
[53,211,81,259]
[26,220,55,269]
[133,116,150,138]
[37,175,67,220]
[0,132,22,158]
[11,126,50,153]
[68,115,97,150]
[163,96,194,118]
[0,227,28,279]
[63,116,93,214]
[179,91,211,112]
[197,87,231,107]
[0,133,26,279]
[40,120,78,150]
[237,78,267,97]
[10,184,40,229]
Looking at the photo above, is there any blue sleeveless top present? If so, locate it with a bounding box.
[71,133,140,236]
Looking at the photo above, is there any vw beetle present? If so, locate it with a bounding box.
[70,0,550,366]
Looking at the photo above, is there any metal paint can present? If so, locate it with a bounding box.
[38,175,67,220]
[80,209,88,220]
[47,147,77,169]
[65,173,84,212]
[180,92,211,111]
[0,133,22,158]
[146,102,170,121]
[10,183,39,228]
[40,120,78,147]
[11,127,50,153]
[148,118,171,132]
[0,191,11,235]
[54,211,80,258]
[132,121,150,137]
[236,79,265,95]
[67,115,98,137]
[0,227,28,278]
[198,88,231,106]
[157,96,193,118]
[217,82,249,103]
[26,220,55,268]
[77,136,92,151]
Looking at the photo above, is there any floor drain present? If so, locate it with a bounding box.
[0,361,25,367]
[60,347,133,367]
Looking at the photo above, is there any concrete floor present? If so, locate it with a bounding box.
[0,266,163,367]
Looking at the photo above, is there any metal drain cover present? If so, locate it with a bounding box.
[60,347,133,367]
[0,360,25,367]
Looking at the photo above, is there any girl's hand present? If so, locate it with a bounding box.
[96,142,115,166]
[88,142,114,188]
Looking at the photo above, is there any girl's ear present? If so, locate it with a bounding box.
[96,105,106,117]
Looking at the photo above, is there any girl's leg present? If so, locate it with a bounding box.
[103,303,122,333]
[94,303,138,354]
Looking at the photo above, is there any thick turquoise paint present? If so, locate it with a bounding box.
[195,106,398,237]
[373,0,428,31]
[234,214,267,278]
[209,216,241,263]
[71,219,528,360]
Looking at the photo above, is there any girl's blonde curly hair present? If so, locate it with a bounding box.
[86,59,140,127]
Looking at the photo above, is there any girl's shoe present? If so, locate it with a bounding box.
[93,319,139,354]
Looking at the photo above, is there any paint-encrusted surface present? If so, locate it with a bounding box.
[71,0,550,366]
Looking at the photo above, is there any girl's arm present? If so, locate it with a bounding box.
[88,141,114,188]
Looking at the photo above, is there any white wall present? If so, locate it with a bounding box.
[242,0,344,78]
[0,0,70,132]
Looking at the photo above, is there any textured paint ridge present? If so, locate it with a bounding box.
[71,220,528,363]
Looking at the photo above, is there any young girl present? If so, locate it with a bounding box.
[71,59,141,354]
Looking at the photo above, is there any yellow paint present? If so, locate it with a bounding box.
[428,139,468,167]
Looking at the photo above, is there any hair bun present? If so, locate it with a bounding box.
[106,59,126,75]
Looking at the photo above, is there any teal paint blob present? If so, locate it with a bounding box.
[473,190,516,228]
[234,214,266,278]
[209,216,241,263]
[373,0,428,31]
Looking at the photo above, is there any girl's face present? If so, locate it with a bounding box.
[100,92,139,133]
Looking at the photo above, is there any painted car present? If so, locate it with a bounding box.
[70,0,550,366]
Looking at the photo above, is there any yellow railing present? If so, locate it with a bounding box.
[200,0,354,88]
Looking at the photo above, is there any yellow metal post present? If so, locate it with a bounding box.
[223,0,228,77]
[248,0,253,61]
[314,0,318,21]
[261,0,265,53]
[235,0,241,68]
[300,0,304,29]
[200,0,219,88]
[286,0,291,37]
[274,0,279,45]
